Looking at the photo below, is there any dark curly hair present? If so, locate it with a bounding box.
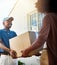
[48,0,57,13]
[36,0,57,13]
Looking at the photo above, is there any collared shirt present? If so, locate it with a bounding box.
[0,29,17,53]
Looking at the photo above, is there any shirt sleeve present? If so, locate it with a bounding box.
[0,30,2,42]
[34,15,50,47]
[13,31,17,37]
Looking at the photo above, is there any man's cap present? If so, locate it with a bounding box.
[3,17,14,22]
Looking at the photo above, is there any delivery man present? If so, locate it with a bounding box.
[0,17,17,58]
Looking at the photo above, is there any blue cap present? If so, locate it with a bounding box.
[3,17,14,22]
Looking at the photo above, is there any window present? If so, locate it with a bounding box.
[27,10,44,32]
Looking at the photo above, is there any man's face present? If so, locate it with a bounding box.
[3,20,12,29]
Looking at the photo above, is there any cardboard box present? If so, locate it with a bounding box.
[10,31,36,57]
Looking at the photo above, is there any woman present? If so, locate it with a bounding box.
[22,0,57,65]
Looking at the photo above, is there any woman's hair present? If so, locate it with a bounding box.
[48,0,57,13]
[36,0,57,13]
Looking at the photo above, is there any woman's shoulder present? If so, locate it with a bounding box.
[46,13,57,17]
[43,13,53,23]
[44,13,56,19]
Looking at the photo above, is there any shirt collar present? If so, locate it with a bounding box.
[3,28,10,32]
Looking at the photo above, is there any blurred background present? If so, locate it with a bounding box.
[0,0,44,36]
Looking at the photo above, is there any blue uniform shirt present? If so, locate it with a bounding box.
[0,29,17,53]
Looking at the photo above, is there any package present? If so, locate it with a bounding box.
[10,31,42,57]
[10,31,36,57]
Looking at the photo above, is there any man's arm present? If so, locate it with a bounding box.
[0,40,11,52]
[0,40,17,58]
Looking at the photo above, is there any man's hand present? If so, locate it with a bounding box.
[9,49,17,58]
[0,42,17,58]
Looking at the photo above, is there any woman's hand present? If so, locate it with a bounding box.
[21,49,30,57]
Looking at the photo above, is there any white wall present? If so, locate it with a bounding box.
[9,0,37,35]
[0,0,17,29]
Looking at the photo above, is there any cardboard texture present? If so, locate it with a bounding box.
[10,31,36,57]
